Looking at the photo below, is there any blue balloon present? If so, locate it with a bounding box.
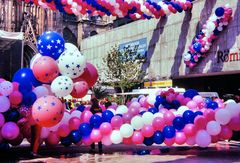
[183,89,199,99]
[3,109,20,122]
[102,110,114,123]
[70,130,82,144]
[136,149,150,155]
[90,114,102,128]
[194,111,203,117]
[153,131,165,144]
[37,31,65,60]
[183,110,195,123]
[61,135,72,147]
[163,126,176,138]
[76,105,85,112]
[172,100,181,109]
[143,137,154,146]
[22,92,37,107]
[205,97,212,104]
[13,68,41,91]
[193,42,202,52]
[173,117,185,130]
[148,108,159,114]
[154,101,160,108]
[215,7,225,17]
[79,123,92,136]
[207,101,218,110]
[156,95,164,103]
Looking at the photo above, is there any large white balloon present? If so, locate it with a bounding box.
[206,121,221,136]
[57,49,86,79]
[51,76,73,97]
[0,96,10,113]
[142,112,154,125]
[110,130,123,144]
[116,105,128,114]
[120,124,134,138]
[65,43,78,52]
[131,116,144,130]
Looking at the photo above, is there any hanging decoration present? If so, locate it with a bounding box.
[22,0,194,19]
[183,5,232,68]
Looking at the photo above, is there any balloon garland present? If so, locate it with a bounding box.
[183,5,232,68]
[22,0,194,19]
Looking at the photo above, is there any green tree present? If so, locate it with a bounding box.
[102,46,145,103]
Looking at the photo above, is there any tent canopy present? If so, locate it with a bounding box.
[0,30,24,51]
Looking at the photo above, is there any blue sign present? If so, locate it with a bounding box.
[119,38,147,61]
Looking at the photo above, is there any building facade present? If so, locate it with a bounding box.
[80,0,240,97]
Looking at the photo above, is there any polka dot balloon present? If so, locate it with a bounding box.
[32,95,64,127]
[0,81,13,96]
[51,75,73,97]
[57,49,86,79]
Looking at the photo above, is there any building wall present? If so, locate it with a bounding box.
[80,0,240,80]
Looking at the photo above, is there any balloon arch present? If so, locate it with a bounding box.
[0,0,239,151]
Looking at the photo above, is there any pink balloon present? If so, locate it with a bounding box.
[219,125,233,140]
[81,110,93,123]
[0,78,5,83]
[111,116,123,129]
[186,136,196,146]
[12,82,19,91]
[182,97,191,105]
[193,95,204,104]
[139,107,147,113]
[164,138,175,146]
[150,149,161,155]
[57,124,70,137]
[0,113,5,128]
[128,107,139,116]
[129,101,141,109]
[166,94,175,103]
[90,129,102,142]
[9,91,23,106]
[175,132,187,145]
[228,116,240,131]
[187,101,198,110]
[1,122,19,140]
[194,116,207,130]
[122,113,133,123]
[45,132,60,146]
[203,109,215,122]
[41,127,50,139]
[160,108,168,114]
[132,131,144,144]
[183,124,196,137]
[211,135,219,143]
[163,111,175,125]
[152,117,165,131]
[71,80,89,98]
[100,122,112,135]
[139,97,146,107]
[82,136,93,146]
[141,125,154,138]
[69,117,81,130]
[176,94,185,105]
[102,135,112,146]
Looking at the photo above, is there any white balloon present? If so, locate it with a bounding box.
[71,110,82,118]
[116,105,128,114]
[142,112,154,125]
[131,116,144,130]
[57,49,86,79]
[110,130,123,144]
[0,81,13,96]
[108,108,116,115]
[120,124,134,138]
[0,96,10,113]
[153,112,163,118]
[183,52,191,61]
[225,99,236,104]
[178,106,189,115]
[206,22,216,32]
[51,76,73,97]
[147,95,156,106]
[30,53,42,69]
[206,121,221,136]
[33,86,49,98]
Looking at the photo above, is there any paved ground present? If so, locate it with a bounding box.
[1,141,240,163]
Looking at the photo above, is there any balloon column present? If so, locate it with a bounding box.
[183,5,232,68]
[22,0,193,19]
[0,31,99,149]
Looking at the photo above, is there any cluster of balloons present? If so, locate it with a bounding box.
[29,88,239,148]
[22,0,193,19]
[0,31,99,149]
[183,5,232,68]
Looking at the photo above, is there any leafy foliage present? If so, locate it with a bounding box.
[92,86,109,100]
